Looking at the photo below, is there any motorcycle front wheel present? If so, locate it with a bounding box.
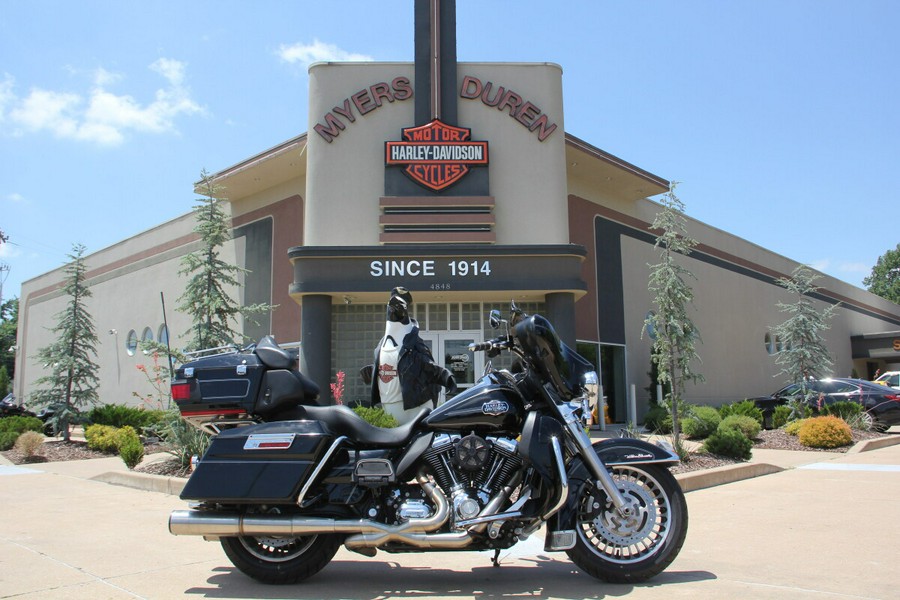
[220,530,341,584]
[566,463,688,583]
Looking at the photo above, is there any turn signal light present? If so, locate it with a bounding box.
[171,382,191,400]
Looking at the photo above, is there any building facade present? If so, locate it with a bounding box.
[14,2,900,420]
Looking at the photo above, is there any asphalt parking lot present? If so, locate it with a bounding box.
[2,442,899,599]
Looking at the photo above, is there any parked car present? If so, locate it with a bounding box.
[754,378,900,433]
[0,393,37,418]
[872,371,900,390]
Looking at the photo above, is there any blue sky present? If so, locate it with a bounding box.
[1,0,898,301]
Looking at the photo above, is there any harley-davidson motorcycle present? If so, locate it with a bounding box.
[168,303,688,584]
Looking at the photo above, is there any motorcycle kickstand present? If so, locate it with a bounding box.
[491,548,501,568]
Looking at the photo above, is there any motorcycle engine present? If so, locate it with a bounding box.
[423,433,522,528]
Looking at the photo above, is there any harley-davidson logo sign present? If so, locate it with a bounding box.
[385,119,488,191]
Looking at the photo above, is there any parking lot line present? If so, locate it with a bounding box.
[798,463,900,472]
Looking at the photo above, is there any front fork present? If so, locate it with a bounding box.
[561,409,635,518]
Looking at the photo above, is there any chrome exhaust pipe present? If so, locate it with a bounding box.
[169,471,469,549]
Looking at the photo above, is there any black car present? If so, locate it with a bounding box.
[757,378,900,432]
[0,393,37,418]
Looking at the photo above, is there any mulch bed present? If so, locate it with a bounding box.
[3,428,893,478]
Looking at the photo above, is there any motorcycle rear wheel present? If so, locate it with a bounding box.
[566,463,688,583]
[221,532,341,584]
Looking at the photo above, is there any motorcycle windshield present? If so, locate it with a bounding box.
[514,314,594,399]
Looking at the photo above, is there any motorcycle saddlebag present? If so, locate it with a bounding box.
[180,420,333,504]
[173,352,265,419]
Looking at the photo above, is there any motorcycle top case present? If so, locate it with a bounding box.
[180,420,333,503]
[174,352,265,418]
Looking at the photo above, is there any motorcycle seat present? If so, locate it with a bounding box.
[298,405,430,448]
[254,335,296,370]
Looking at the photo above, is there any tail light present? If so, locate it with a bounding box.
[885,393,900,402]
[171,382,191,400]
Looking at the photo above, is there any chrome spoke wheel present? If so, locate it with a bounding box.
[576,466,672,565]
[238,534,318,563]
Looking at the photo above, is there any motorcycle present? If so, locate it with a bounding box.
[168,303,688,584]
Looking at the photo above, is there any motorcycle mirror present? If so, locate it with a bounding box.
[489,310,502,329]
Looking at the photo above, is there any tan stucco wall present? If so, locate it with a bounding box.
[305,62,568,246]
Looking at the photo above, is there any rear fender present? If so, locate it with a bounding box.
[546,438,678,539]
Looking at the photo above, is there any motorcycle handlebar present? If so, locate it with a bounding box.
[468,338,512,353]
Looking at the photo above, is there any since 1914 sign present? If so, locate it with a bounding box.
[385,119,488,192]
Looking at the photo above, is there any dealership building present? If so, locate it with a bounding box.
[14,2,900,422]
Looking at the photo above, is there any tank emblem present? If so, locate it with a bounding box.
[481,400,509,416]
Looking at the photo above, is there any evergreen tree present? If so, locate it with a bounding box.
[177,170,271,351]
[862,243,900,305]
[30,244,100,441]
[773,266,838,418]
[643,185,704,449]
[0,298,17,381]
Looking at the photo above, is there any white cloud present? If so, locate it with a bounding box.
[277,39,373,67]
[4,193,25,203]
[0,242,21,259]
[838,261,871,276]
[808,259,830,273]
[1,59,204,146]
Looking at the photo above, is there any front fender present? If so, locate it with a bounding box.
[546,438,678,540]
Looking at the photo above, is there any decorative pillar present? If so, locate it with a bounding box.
[546,292,576,348]
[300,294,332,405]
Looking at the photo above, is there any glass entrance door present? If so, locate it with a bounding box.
[419,331,483,404]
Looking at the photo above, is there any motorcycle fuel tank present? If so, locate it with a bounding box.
[423,373,524,433]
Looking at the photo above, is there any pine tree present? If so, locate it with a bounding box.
[773,266,838,418]
[644,185,704,450]
[30,244,100,441]
[177,170,271,351]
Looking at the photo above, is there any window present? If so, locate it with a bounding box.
[141,327,153,354]
[765,332,776,355]
[157,324,169,348]
[125,330,138,356]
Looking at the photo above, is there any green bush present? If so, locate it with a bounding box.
[702,427,752,460]
[718,399,763,425]
[0,415,44,436]
[798,416,852,449]
[822,401,862,420]
[681,405,721,439]
[773,405,793,429]
[85,424,121,453]
[719,414,761,440]
[89,404,166,434]
[0,431,19,451]
[352,406,400,428]
[784,419,806,436]
[118,428,144,469]
[642,405,671,433]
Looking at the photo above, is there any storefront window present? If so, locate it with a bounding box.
[125,330,138,356]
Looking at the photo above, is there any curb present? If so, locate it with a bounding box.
[846,434,900,454]
[675,463,784,493]
[88,433,900,497]
[93,471,186,496]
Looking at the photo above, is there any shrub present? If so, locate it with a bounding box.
[642,405,671,433]
[702,427,752,460]
[719,415,761,440]
[85,424,121,453]
[89,404,166,434]
[773,405,793,429]
[681,405,721,439]
[784,419,806,436]
[14,431,44,458]
[0,415,44,436]
[352,406,400,428]
[159,407,211,468]
[718,399,763,425]
[118,428,144,469]
[798,416,852,449]
[0,431,19,451]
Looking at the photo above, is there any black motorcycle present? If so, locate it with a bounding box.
[168,303,688,584]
